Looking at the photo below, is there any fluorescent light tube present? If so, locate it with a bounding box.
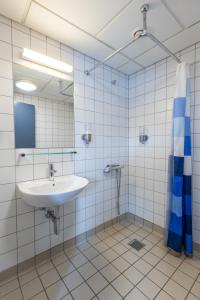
[22,48,73,74]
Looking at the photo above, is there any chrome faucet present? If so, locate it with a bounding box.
[49,163,57,181]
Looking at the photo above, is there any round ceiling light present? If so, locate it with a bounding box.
[15,80,37,92]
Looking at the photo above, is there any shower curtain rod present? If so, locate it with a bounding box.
[85,4,181,76]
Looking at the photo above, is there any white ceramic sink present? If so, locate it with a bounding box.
[17,175,89,208]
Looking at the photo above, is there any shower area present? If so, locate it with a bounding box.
[85,4,195,255]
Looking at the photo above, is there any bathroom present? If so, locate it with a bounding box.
[0,0,200,299]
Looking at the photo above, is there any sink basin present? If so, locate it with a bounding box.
[17,175,89,208]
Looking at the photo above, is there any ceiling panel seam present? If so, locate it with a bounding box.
[21,0,32,24]
[130,27,184,62]
[32,0,143,68]
[95,0,135,36]
[161,0,185,30]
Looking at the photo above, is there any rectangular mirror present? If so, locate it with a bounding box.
[13,63,74,149]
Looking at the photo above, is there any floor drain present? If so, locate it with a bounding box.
[129,239,145,251]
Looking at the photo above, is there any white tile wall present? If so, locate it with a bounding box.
[0,16,129,272]
[1,12,200,273]
[129,44,200,245]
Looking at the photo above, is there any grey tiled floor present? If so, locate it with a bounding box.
[1,220,200,300]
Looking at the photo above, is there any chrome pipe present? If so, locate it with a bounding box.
[84,34,141,75]
[84,3,181,76]
[146,32,181,64]
[141,4,149,31]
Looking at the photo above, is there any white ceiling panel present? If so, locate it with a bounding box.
[106,53,129,68]
[1,0,200,75]
[164,23,200,55]
[34,0,131,35]
[163,0,200,28]
[134,46,167,66]
[0,0,30,22]
[118,61,142,74]
[25,2,114,61]
[98,0,182,49]
[122,35,155,59]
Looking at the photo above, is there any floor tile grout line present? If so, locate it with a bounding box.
[17,276,25,300]
[0,221,168,298]
[49,253,76,300]
[76,222,164,299]
[1,220,200,300]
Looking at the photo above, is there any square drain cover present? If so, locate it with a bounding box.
[129,239,145,251]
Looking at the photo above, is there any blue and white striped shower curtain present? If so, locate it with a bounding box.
[167,62,193,255]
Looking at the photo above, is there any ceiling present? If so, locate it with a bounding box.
[13,63,74,102]
[1,0,200,75]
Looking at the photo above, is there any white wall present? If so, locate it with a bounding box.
[0,15,129,272]
[129,43,200,245]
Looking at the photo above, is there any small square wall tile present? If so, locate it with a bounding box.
[98,285,122,300]
[124,287,149,300]
[87,272,108,294]
[22,277,43,300]
[71,282,94,300]
[78,261,97,280]
[111,274,133,297]
[46,280,68,300]
[123,266,144,285]
[63,270,84,291]
[164,279,188,300]
[137,277,160,299]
